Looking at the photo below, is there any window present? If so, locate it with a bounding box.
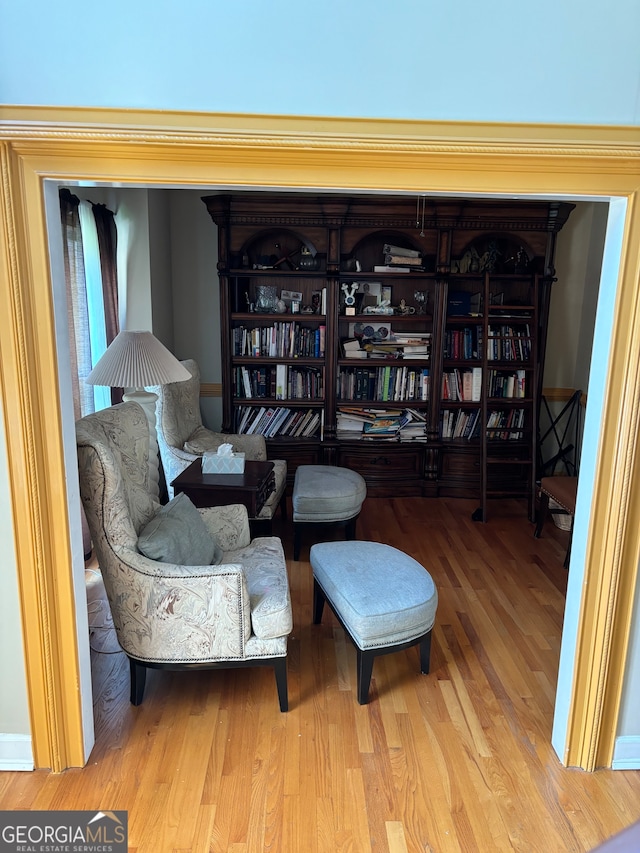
[59,189,120,419]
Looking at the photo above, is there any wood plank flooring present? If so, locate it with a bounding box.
[2,496,640,852]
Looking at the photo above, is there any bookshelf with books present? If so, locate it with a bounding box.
[202,192,573,504]
[439,258,542,520]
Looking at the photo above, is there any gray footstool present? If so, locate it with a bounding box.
[310,541,438,704]
[292,465,367,560]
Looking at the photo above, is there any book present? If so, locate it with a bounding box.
[302,412,321,437]
[373,265,411,273]
[472,367,482,401]
[462,370,473,401]
[241,366,252,399]
[342,337,364,358]
[275,364,287,400]
[383,243,421,258]
[245,406,267,435]
[384,254,423,266]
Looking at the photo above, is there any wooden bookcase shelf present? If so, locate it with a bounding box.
[202,192,574,517]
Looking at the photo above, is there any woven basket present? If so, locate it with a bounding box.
[549,498,573,531]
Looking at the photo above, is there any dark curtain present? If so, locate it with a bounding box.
[92,202,122,404]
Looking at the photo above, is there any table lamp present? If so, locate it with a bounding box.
[86,330,190,498]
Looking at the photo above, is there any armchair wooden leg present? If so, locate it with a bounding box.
[273,657,289,712]
[535,491,550,538]
[293,525,302,561]
[279,491,288,521]
[129,658,147,705]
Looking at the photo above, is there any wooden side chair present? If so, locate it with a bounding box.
[534,475,578,568]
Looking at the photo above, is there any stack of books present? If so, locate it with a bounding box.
[374,243,425,274]
[397,407,428,441]
[336,407,428,441]
[341,337,367,359]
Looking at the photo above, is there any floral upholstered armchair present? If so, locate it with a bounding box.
[76,401,292,711]
[150,359,287,529]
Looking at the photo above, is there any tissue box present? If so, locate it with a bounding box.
[202,451,245,475]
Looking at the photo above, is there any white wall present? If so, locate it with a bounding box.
[168,191,221,428]
[1,1,639,125]
[546,203,607,392]
[0,383,33,769]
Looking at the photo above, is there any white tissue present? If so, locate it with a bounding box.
[217,443,234,456]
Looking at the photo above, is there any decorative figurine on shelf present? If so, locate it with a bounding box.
[505,245,530,273]
[458,246,481,274]
[341,282,358,316]
[396,299,416,315]
[414,290,428,314]
[298,245,320,271]
[480,240,501,273]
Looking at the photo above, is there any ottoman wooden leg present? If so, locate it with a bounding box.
[357,648,375,704]
[419,631,432,674]
[313,579,326,624]
[346,515,358,541]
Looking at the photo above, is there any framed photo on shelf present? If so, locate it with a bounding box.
[357,281,382,312]
[381,284,392,305]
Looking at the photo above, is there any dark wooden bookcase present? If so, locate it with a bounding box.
[202,192,573,516]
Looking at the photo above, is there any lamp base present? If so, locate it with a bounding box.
[123,390,160,500]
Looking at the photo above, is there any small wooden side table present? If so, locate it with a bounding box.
[172,459,275,518]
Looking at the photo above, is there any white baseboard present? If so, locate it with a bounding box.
[612,735,640,770]
[0,733,34,771]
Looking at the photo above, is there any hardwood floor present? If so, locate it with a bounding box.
[2,497,640,852]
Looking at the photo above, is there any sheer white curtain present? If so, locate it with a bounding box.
[60,189,120,420]
[78,200,111,412]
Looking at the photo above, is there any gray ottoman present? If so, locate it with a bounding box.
[310,540,438,704]
[292,465,367,560]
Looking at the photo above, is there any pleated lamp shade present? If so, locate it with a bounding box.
[86,331,191,388]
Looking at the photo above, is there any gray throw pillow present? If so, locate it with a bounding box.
[138,492,224,565]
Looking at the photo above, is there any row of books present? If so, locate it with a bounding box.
[487,369,527,399]
[440,407,527,440]
[337,366,430,403]
[336,407,428,441]
[441,368,482,402]
[234,365,323,400]
[444,326,482,360]
[486,325,531,361]
[235,405,323,438]
[232,322,326,358]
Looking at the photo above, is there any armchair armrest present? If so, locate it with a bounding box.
[198,503,252,551]
[114,548,252,659]
[219,432,267,461]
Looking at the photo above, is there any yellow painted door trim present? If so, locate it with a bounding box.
[1,107,639,770]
